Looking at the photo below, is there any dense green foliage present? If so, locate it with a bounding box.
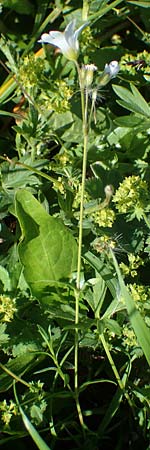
[0,1,150,449]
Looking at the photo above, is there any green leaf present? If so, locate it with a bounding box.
[0,354,38,392]
[85,274,107,317]
[0,110,22,119]
[15,190,77,301]
[3,0,34,15]
[111,251,150,366]
[127,0,150,6]
[98,388,123,436]
[0,323,9,345]
[19,406,51,450]
[113,84,150,118]
[114,115,143,128]
[84,251,117,298]
[0,265,11,291]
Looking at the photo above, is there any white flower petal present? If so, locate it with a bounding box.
[38,19,88,61]
[38,33,52,43]
[49,31,64,40]
[74,22,89,40]
[65,20,76,41]
[104,61,120,78]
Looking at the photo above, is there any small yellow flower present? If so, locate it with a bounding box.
[123,326,137,348]
[0,400,18,425]
[92,208,115,228]
[113,175,149,217]
[0,295,17,322]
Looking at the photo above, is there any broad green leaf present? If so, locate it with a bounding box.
[111,251,150,366]
[15,190,77,301]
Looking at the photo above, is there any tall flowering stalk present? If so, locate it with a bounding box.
[38,19,119,430]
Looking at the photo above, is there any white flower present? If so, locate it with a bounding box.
[38,20,88,61]
[98,60,120,87]
[104,60,120,78]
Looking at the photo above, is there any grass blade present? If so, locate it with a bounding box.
[20,406,51,450]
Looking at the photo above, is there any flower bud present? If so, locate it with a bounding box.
[80,64,97,88]
[98,61,119,87]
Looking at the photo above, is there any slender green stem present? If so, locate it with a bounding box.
[82,0,89,20]
[0,362,30,388]
[0,155,61,188]
[100,333,133,409]
[74,63,89,432]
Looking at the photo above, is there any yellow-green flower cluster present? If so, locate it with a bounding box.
[0,295,17,322]
[127,283,150,319]
[52,176,65,194]
[80,26,98,53]
[92,235,116,254]
[128,283,148,305]
[113,175,149,214]
[123,326,137,348]
[55,150,71,167]
[73,184,90,210]
[18,54,44,90]
[92,208,115,228]
[29,380,44,394]
[120,253,144,278]
[39,80,73,113]
[0,400,18,426]
[120,50,150,80]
